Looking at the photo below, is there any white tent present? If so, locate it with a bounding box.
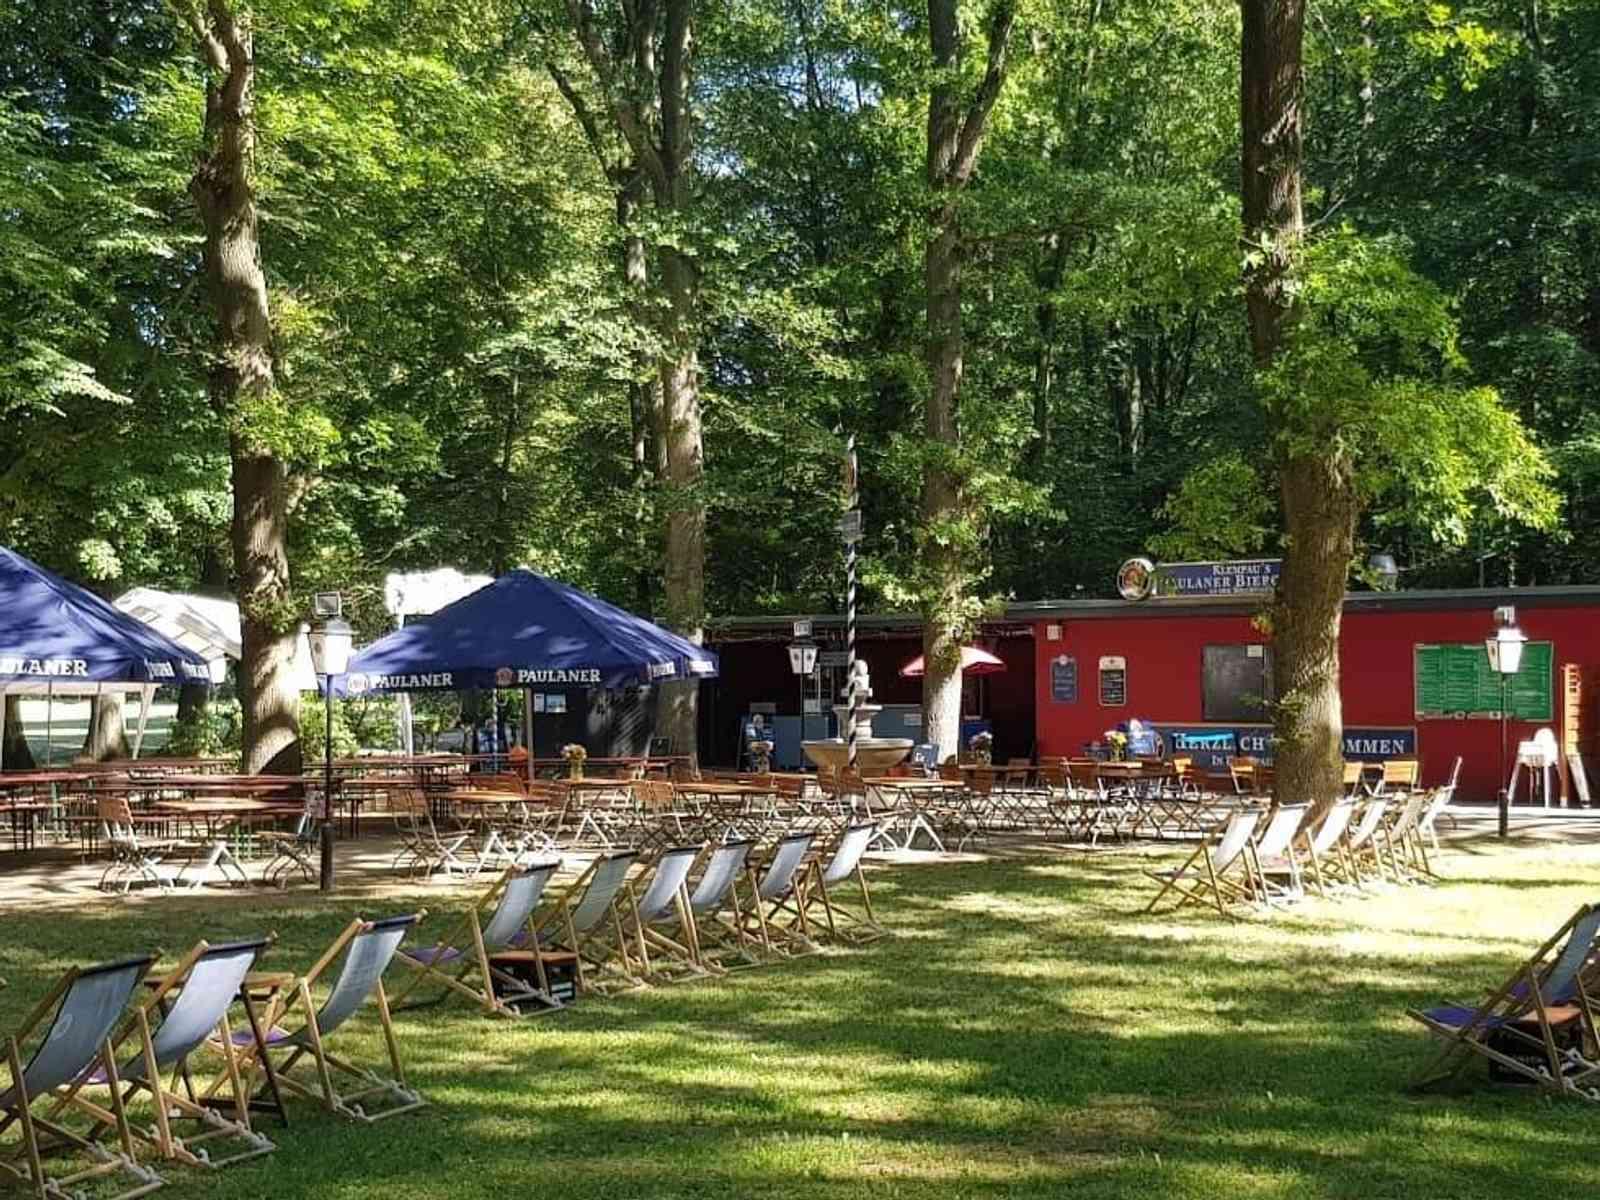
[114,587,320,692]
[383,568,494,754]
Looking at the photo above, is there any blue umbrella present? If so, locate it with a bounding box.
[334,569,718,696]
[0,546,212,688]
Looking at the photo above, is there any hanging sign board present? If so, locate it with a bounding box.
[1099,655,1127,706]
[838,510,863,543]
[1414,642,1553,720]
[1049,654,1078,704]
[1117,558,1281,600]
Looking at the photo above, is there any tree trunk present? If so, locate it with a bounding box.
[658,243,705,757]
[1241,0,1351,816]
[79,693,129,762]
[922,217,966,760]
[232,444,301,773]
[1,695,36,770]
[919,0,1016,761]
[184,2,299,776]
[621,177,658,614]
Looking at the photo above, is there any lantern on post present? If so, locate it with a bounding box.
[1484,605,1526,840]
[306,594,353,891]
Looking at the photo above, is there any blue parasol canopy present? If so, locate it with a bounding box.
[0,546,212,688]
[334,569,718,695]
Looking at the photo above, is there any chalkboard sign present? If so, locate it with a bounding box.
[1202,643,1274,723]
[1099,655,1127,706]
[1414,641,1553,721]
[1049,654,1078,703]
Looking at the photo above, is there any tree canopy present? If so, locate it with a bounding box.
[0,0,1579,765]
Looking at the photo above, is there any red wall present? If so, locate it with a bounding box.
[1034,604,1597,802]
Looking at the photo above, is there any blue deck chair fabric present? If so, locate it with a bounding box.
[795,824,883,943]
[393,862,560,1017]
[1410,902,1600,1099]
[64,940,276,1169]
[234,914,425,1123]
[0,955,163,1200]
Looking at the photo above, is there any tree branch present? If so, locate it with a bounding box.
[950,1,1018,187]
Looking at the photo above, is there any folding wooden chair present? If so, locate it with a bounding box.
[1244,803,1311,907]
[55,939,276,1170]
[661,839,756,974]
[225,914,426,1123]
[1,955,162,1200]
[1144,809,1261,920]
[791,823,883,944]
[391,862,562,1017]
[390,790,472,879]
[1410,902,1600,1101]
[1292,798,1358,898]
[522,850,639,998]
[259,800,319,888]
[735,832,818,958]
[1325,796,1390,889]
[586,846,701,988]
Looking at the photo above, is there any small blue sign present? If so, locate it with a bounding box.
[1049,655,1078,703]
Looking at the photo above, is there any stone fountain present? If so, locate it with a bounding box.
[801,659,913,774]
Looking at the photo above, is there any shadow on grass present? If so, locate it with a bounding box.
[2,848,1598,1199]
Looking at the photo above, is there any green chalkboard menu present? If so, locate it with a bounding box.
[1413,641,1553,721]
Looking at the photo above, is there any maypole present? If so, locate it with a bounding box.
[842,436,863,770]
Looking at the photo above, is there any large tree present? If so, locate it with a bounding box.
[919,0,1018,759]
[559,0,707,756]
[178,0,300,773]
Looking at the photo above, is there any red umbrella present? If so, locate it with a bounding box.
[898,646,1007,677]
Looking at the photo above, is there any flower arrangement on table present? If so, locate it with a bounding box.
[1103,729,1129,762]
[968,730,994,765]
[561,743,588,779]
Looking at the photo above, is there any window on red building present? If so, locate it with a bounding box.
[1203,644,1275,722]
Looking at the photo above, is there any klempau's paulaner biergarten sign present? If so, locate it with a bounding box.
[1117,557,1282,601]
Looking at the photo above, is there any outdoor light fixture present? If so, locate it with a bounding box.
[789,640,819,753]
[306,607,353,891]
[1485,606,1526,840]
[1367,552,1400,590]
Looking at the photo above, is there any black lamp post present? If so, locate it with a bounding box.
[1485,606,1526,840]
[306,609,353,891]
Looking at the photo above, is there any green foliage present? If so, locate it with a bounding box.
[1150,454,1273,561]
[298,695,400,761]
[163,697,242,759]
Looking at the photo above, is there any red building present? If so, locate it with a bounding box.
[706,585,1600,802]
[1019,585,1599,803]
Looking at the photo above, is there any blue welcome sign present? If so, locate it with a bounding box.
[1154,723,1416,768]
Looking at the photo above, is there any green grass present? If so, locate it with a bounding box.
[3,838,1598,1199]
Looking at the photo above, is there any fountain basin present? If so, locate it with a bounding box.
[801,737,913,775]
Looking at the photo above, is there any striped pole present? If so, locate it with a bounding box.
[846,434,861,771]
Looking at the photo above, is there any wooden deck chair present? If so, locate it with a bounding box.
[792,823,883,944]
[1226,758,1255,796]
[591,846,701,988]
[226,914,426,1124]
[391,861,562,1017]
[1379,790,1433,882]
[736,833,817,958]
[522,850,639,998]
[1409,902,1600,1101]
[664,839,756,973]
[1246,803,1311,907]
[1144,809,1261,920]
[1375,758,1419,796]
[1294,798,1358,897]
[1326,797,1389,889]
[55,939,276,1170]
[1418,759,1462,854]
[1,955,162,1200]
